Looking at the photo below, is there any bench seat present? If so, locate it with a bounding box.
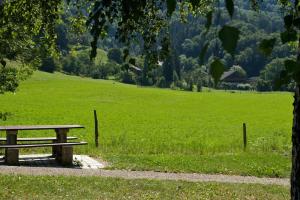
[0,136,77,142]
[0,142,87,148]
[2,142,87,165]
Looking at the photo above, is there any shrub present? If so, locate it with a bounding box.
[0,66,19,93]
[256,79,272,91]
[108,48,123,64]
[39,57,58,73]
[119,71,136,84]
[237,83,252,90]
[197,80,202,92]
[90,62,120,79]
[156,77,167,88]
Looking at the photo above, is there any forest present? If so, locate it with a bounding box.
[37,0,296,92]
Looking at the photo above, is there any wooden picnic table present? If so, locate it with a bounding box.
[0,125,86,165]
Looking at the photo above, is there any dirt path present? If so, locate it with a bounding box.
[0,165,289,186]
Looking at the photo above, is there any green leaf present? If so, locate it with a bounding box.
[205,11,213,30]
[225,0,234,18]
[129,58,136,65]
[284,59,300,83]
[259,38,276,56]
[0,59,6,67]
[123,48,129,61]
[293,17,300,29]
[218,25,240,56]
[210,58,225,87]
[274,70,291,90]
[281,29,298,44]
[284,15,293,29]
[167,0,176,16]
[199,43,209,65]
[189,0,200,9]
[284,59,298,73]
[122,63,130,71]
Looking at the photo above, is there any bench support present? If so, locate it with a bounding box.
[6,148,19,165]
[5,130,19,165]
[55,128,73,165]
[61,146,73,165]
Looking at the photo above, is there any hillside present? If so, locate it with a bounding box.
[0,71,293,177]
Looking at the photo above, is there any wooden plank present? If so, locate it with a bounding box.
[0,136,78,141]
[0,125,84,131]
[0,142,87,148]
[94,110,99,147]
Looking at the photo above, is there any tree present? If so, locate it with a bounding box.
[0,0,62,93]
[259,58,286,89]
[107,48,123,64]
[39,57,57,73]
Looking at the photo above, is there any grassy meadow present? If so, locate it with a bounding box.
[0,71,293,177]
[0,175,289,200]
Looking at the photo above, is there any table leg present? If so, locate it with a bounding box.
[61,146,73,165]
[5,130,19,165]
[55,128,72,165]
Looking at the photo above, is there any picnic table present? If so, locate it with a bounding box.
[0,125,87,165]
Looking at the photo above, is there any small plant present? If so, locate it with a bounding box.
[73,157,83,167]
[0,112,11,121]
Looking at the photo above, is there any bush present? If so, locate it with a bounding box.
[119,71,136,84]
[219,82,253,91]
[219,82,237,90]
[61,55,82,75]
[156,77,167,88]
[170,82,179,90]
[39,57,58,73]
[90,62,120,79]
[197,81,202,92]
[108,48,123,64]
[237,83,252,90]
[0,66,19,93]
[256,79,272,91]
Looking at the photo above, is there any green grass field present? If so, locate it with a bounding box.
[0,175,289,200]
[0,71,293,177]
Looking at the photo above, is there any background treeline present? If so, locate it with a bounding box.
[40,0,296,91]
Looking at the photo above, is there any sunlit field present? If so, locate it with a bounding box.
[0,71,293,177]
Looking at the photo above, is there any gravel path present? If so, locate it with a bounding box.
[0,165,289,186]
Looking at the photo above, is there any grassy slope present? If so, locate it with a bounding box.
[77,48,108,65]
[0,72,293,177]
[0,175,289,200]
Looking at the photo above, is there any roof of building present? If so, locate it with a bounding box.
[220,70,247,82]
[220,70,236,81]
[129,64,142,72]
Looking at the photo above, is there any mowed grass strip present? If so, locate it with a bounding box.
[0,175,290,200]
[0,72,293,177]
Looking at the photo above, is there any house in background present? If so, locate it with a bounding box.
[129,64,142,75]
[220,70,247,83]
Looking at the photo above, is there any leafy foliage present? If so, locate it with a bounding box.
[108,48,123,64]
[218,25,240,57]
[0,66,18,94]
[225,0,234,18]
[210,58,225,87]
[259,38,277,57]
[0,0,63,93]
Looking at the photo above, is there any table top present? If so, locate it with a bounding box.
[0,125,84,131]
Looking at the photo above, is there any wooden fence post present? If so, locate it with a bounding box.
[94,110,99,147]
[243,123,247,150]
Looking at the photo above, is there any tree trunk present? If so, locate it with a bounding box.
[291,85,300,199]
